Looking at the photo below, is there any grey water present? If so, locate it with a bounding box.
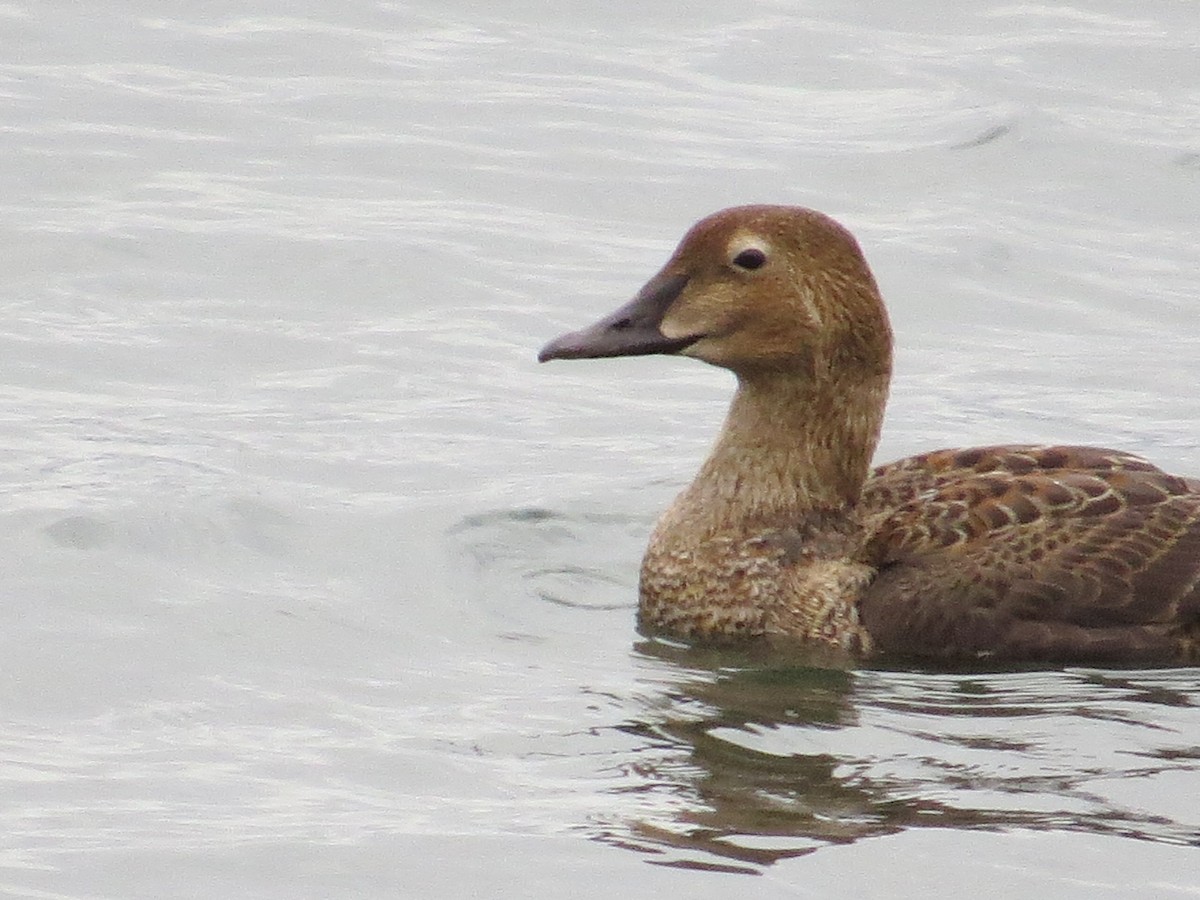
[1,2,1198,897]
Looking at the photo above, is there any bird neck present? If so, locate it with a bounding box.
[677,369,888,534]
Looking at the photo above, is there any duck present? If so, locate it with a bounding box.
[538,205,1200,665]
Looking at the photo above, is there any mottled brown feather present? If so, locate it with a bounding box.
[856,446,1200,663]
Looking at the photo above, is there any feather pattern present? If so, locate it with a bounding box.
[857,445,1200,663]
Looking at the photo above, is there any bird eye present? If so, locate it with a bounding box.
[732,248,767,271]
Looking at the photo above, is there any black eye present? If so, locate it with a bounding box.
[732,248,767,270]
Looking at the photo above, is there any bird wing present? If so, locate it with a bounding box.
[855,445,1200,663]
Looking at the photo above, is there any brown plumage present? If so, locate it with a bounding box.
[538,205,1200,665]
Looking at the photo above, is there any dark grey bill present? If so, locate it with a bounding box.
[538,273,695,362]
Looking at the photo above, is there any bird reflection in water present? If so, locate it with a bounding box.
[590,641,1199,873]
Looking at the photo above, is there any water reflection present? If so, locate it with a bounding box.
[600,644,1200,872]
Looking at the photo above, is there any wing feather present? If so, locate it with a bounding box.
[855,445,1200,663]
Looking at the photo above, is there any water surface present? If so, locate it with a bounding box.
[1,1,1198,897]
